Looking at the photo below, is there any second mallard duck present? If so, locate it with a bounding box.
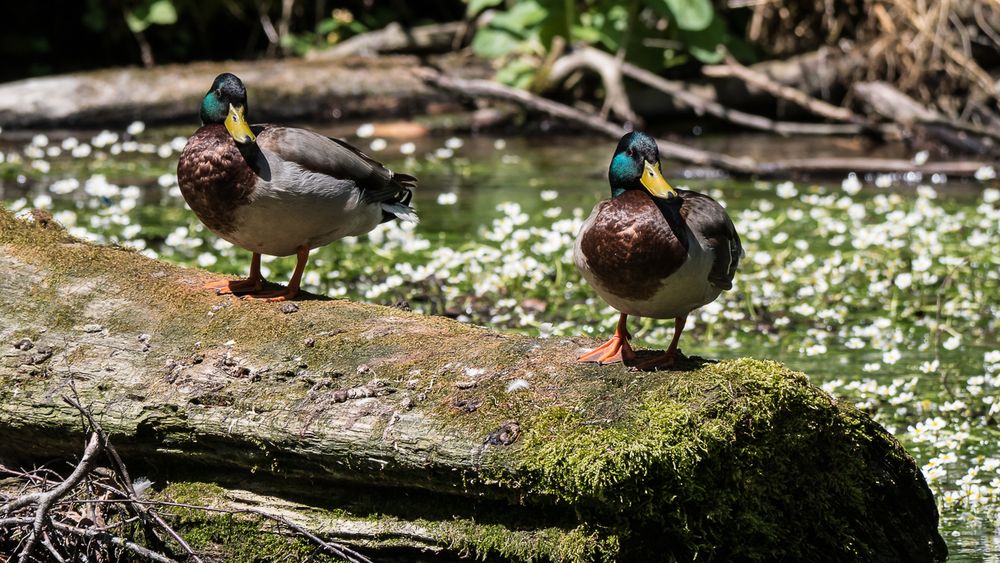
[177,73,417,301]
[574,131,742,370]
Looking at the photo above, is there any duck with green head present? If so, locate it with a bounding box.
[574,131,742,370]
[177,73,417,301]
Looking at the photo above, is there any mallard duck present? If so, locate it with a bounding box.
[177,73,417,301]
[574,131,742,370]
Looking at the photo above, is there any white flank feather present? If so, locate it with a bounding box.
[382,202,419,223]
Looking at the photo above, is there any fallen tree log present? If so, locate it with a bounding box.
[0,56,488,129]
[0,210,946,561]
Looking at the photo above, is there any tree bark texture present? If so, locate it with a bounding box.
[0,211,946,561]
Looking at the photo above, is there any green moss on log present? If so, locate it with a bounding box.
[504,358,942,560]
[156,482,618,562]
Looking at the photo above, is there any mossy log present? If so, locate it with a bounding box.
[0,210,946,562]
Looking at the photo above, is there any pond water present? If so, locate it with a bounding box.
[1,124,998,560]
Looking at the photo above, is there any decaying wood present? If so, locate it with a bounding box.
[308,21,469,58]
[548,46,643,124]
[555,46,866,136]
[0,212,948,561]
[853,81,1000,156]
[703,57,859,123]
[0,56,488,129]
[418,68,993,178]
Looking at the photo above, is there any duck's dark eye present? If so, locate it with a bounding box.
[626,148,634,157]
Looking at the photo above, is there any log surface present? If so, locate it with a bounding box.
[0,57,485,129]
[0,210,946,561]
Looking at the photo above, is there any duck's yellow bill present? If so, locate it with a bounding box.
[225,104,256,144]
[641,161,677,199]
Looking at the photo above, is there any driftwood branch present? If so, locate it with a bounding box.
[548,46,643,124]
[853,81,1000,154]
[548,46,866,136]
[417,68,993,178]
[703,57,859,123]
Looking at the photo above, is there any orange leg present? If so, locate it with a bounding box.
[203,253,264,295]
[628,314,687,371]
[579,313,636,365]
[242,246,309,302]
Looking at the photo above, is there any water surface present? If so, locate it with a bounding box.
[2,126,997,560]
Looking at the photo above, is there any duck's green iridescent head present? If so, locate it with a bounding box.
[608,131,677,200]
[200,73,256,144]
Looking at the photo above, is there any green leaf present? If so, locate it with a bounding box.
[466,0,504,17]
[125,12,149,33]
[125,0,176,33]
[491,1,547,32]
[679,15,726,63]
[471,28,522,58]
[688,44,723,63]
[146,0,177,25]
[496,58,537,89]
[661,0,714,31]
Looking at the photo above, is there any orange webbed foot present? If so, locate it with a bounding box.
[578,335,625,364]
[579,314,634,365]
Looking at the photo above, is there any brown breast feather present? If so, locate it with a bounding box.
[580,190,689,300]
[176,124,258,236]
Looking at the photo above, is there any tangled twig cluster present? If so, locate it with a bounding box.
[0,393,372,563]
[747,0,1000,120]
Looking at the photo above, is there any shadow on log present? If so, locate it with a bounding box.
[0,209,946,561]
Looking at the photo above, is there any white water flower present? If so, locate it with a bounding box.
[775,181,798,198]
[126,121,146,136]
[841,173,862,195]
[437,192,457,205]
[974,166,996,181]
[882,349,902,365]
[196,253,217,268]
[355,123,375,138]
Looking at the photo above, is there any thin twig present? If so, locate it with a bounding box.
[0,517,178,563]
[241,507,375,563]
[4,433,101,563]
[63,394,203,563]
[60,497,375,563]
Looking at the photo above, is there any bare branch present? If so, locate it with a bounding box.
[3,433,101,563]
[703,56,859,123]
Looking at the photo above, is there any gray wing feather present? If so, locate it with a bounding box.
[679,190,742,290]
[256,126,416,204]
